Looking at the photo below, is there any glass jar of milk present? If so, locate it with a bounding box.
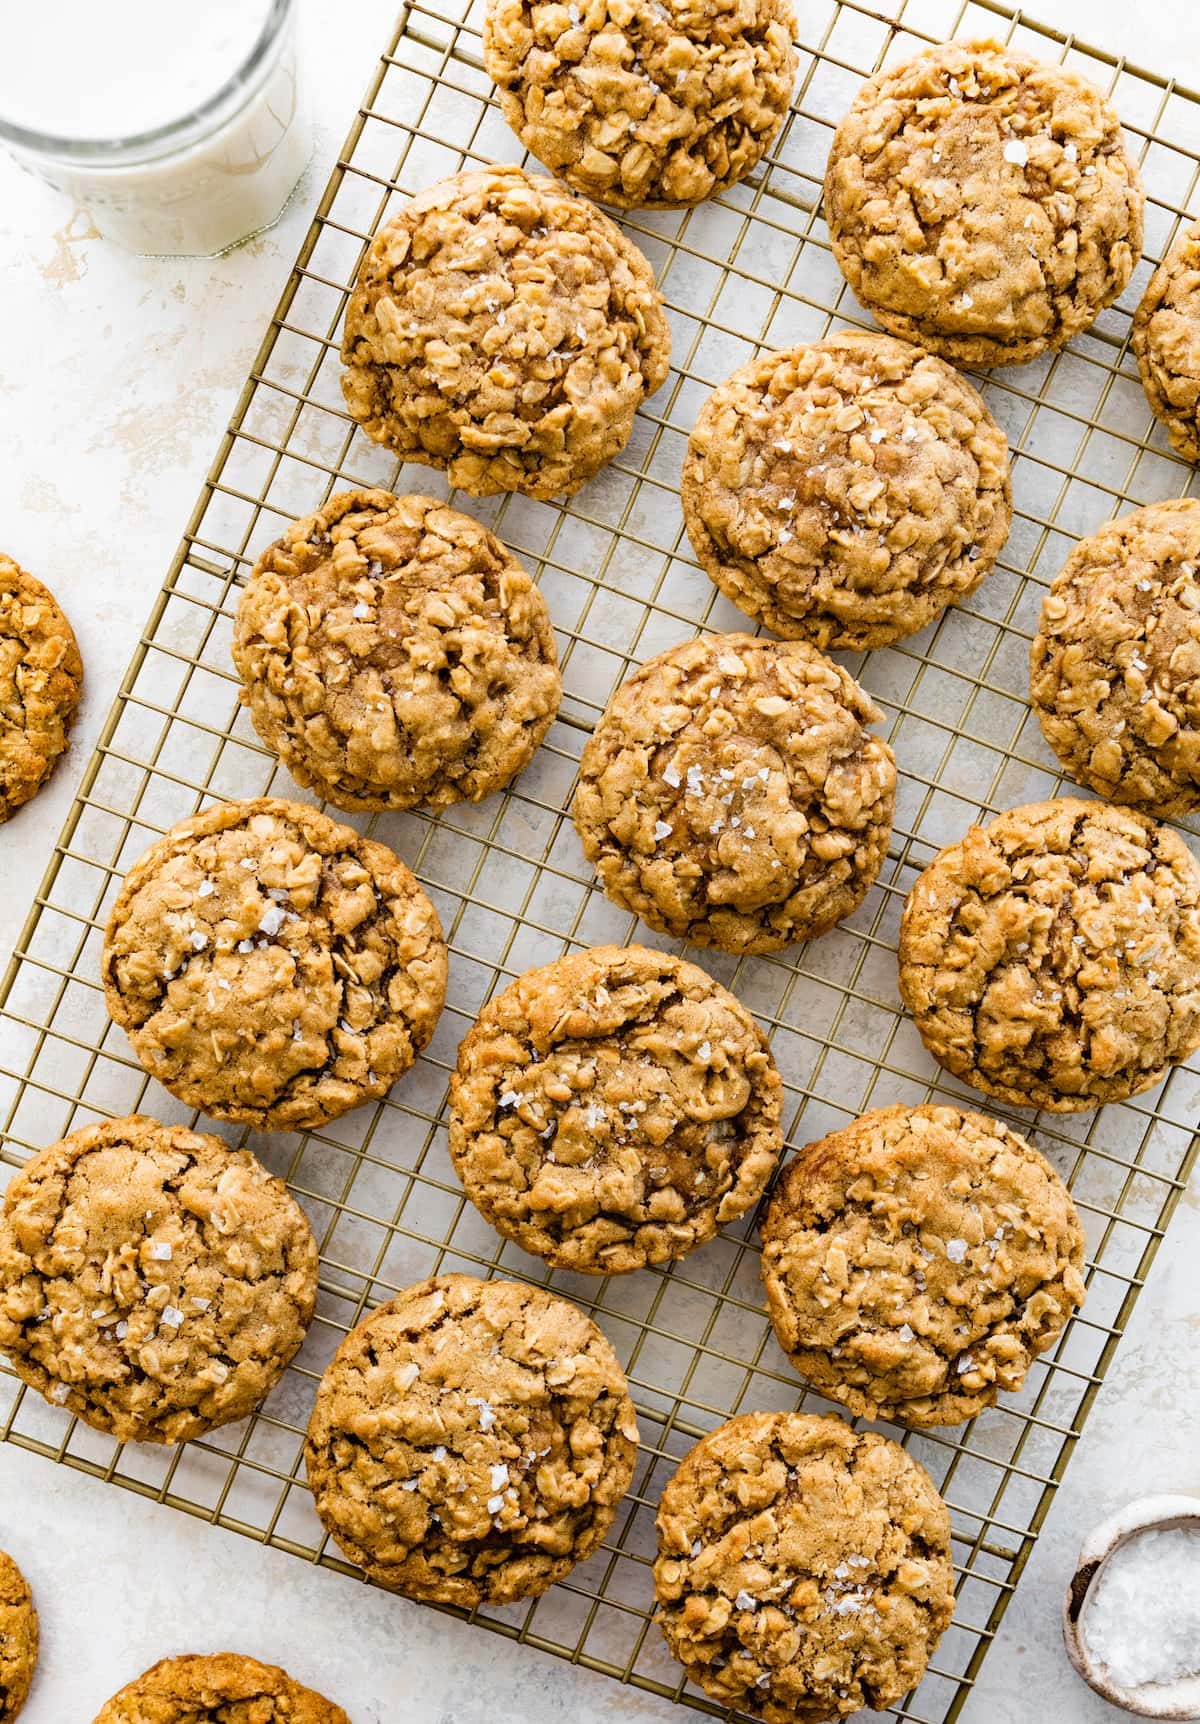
[0,0,311,256]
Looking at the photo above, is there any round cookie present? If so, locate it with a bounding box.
[653,1412,955,1723]
[340,165,671,498]
[898,798,1200,1113]
[760,1104,1086,1427]
[0,1115,318,1445]
[0,554,82,823]
[683,331,1012,649]
[0,1552,36,1724]
[101,797,447,1130]
[573,633,896,954]
[824,39,1144,367]
[305,1273,639,1606]
[1030,499,1200,818]
[448,943,783,1273]
[91,1654,349,1724]
[483,0,798,210]
[1133,218,1200,462]
[233,489,562,812]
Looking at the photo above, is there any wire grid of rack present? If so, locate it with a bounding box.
[3,0,1200,1718]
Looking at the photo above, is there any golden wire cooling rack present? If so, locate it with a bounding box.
[3,0,1200,1717]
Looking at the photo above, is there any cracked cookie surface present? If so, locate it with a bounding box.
[1031,499,1200,818]
[305,1273,639,1606]
[824,39,1143,367]
[0,1115,318,1445]
[683,331,1011,649]
[233,489,562,812]
[340,165,671,498]
[898,798,1200,1112]
[0,1552,36,1724]
[1133,218,1200,462]
[653,1411,954,1723]
[0,555,82,823]
[101,798,447,1130]
[449,944,782,1273]
[91,1653,349,1724]
[484,0,797,210]
[761,1104,1086,1427]
[573,634,896,953]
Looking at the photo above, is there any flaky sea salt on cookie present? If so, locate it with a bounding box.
[683,330,1011,649]
[233,488,561,812]
[340,165,670,498]
[305,1274,639,1606]
[899,798,1200,1112]
[761,1103,1086,1426]
[574,634,895,954]
[825,39,1143,367]
[1030,498,1200,818]
[484,0,797,209]
[101,797,447,1129]
[449,943,782,1272]
[653,1411,955,1723]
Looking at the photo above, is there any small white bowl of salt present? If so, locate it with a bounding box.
[1064,1494,1200,1719]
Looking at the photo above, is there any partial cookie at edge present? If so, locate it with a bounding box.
[90,1653,350,1724]
[0,1551,37,1724]
[0,554,82,823]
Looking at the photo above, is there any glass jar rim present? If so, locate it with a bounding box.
[0,0,293,166]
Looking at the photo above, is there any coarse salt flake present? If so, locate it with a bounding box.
[1003,138,1029,165]
[487,1494,506,1515]
[735,1590,758,1611]
[653,819,673,840]
[490,1463,510,1491]
[946,1238,968,1262]
[149,1241,173,1261]
[258,902,287,936]
[352,601,372,619]
[161,1305,185,1328]
[468,1395,497,1432]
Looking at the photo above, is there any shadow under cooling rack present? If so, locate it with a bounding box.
[3,1,1200,1721]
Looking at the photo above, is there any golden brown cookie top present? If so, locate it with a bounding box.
[760,1103,1086,1427]
[449,943,782,1273]
[0,1551,37,1724]
[898,798,1200,1112]
[340,165,670,499]
[573,634,896,953]
[0,1115,318,1445]
[0,554,82,823]
[90,1653,349,1724]
[484,0,797,209]
[825,39,1143,366]
[305,1273,639,1608]
[1031,499,1200,819]
[233,489,562,812]
[1133,218,1200,462]
[653,1411,955,1724]
[101,798,447,1130]
[683,331,1012,649]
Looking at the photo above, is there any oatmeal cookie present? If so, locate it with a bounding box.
[484,0,797,210]
[683,331,1012,649]
[0,1552,36,1724]
[1133,218,1200,462]
[761,1104,1086,1427]
[573,634,895,953]
[340,165,670,498]
[101,798,447,1130]
[0,1115,318,1445]
[233,489,562,811]
[449,943,782,1273]
[1030,499,1200,818]
[824,39,1144,367]
[898,798,1200,1112]
[0,555,82,822]
[653,1411,955,1723]
[305,1273,639,1606]
[91,1654,349,1724]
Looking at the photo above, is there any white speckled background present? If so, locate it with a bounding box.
[0,2,1197,1719]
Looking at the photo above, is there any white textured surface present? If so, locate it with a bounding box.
[0,2,1196,1720]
